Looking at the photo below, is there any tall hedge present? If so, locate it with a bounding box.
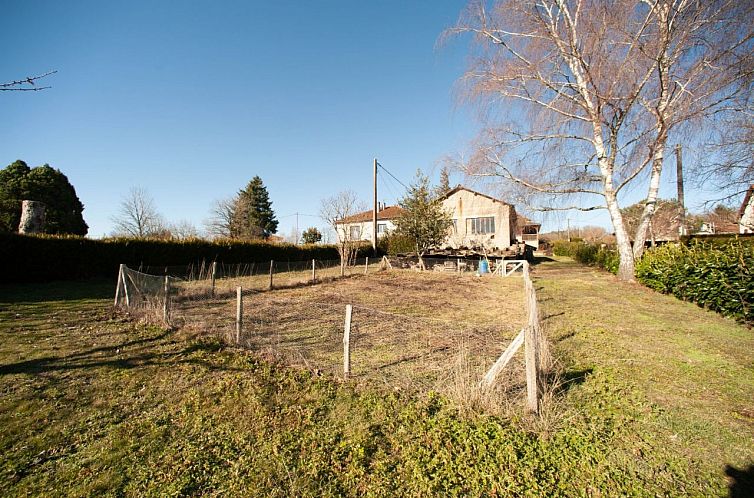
[0,233,355,283]
[636,239,753,323]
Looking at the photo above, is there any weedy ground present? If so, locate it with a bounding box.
[0,258,752,496]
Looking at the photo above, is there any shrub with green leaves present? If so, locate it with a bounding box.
[635,240,753,323]
[553,240,619,274]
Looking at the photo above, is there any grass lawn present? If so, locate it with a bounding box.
[0,261,752,496]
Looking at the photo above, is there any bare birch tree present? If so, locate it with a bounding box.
[450,0,754,280]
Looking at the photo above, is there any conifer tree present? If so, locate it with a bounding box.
[233,176,278,239]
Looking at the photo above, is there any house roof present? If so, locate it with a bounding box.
[739,184,754,218]
[335,205,404,224]
[517,214,541,229]
[438,185,513,207]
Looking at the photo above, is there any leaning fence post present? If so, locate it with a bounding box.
[343,304,352,379]
[114,264,124,306]
[121,266,131,307]
[268,260,274,290]
[236,286,243,344]
[364,257,369,275]
[163,276,170,324]
[210,261,217,297]
[312,259,316,282]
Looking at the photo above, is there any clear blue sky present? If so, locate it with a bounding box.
[1,0,481,239]
[2,0,713,239]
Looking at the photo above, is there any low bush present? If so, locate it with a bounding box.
[377,231,415,255]
[0,233,352,283]
[636,239,753,323]
[553,240,619,274]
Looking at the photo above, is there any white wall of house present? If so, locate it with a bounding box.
[440,189,517,250]
[741,199,754,234]
[336,220,397,242]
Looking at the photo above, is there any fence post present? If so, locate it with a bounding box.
[364,257,369,275]
[343,304,352,379]
[312,259,316,282]
[457,258,461,273]
[268,260,274,290]
[121,266,131,307]
[236,286,243,344]
[114,264,124,306]
[163,276,170,324]
[210,261,217,297]
[523,261,540,413]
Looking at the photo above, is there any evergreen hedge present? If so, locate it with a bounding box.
[0,233,358,283]
[636,239,753,323]
[552,240,620,274]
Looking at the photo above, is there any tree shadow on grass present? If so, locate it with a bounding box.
[0,279,114,304]
[726,464,754,498]
[0,329,242,376]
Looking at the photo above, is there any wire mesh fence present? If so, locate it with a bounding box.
[116,257,532,408]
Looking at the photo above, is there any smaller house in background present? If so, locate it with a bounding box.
[516,215,541,250]
[739,185,754,234]
[335,203,403,242]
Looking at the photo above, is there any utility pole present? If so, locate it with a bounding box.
[676,144,686,236]
[567,218,571,242]
[372,158,378,255]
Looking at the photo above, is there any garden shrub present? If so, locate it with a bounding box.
[636,239,753,323]
[553,240,619,274]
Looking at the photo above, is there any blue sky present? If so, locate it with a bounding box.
[2,0,713,239]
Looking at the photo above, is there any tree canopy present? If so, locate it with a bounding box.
[394,171,453,266]
[0,160,88,235]
[301,227,322,244]
[232,176,278,239]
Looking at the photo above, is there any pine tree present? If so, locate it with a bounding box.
[233,176,278,239]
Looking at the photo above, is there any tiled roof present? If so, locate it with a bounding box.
[437,185,513,206]
[336,205,404,224]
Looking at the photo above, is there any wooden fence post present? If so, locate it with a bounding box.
[364,257,369,275]
[163,276,170,324]
[268,260,274,290]
[523,261,540,413]
[114,264,124,306]
[121,266,131,307]
[312,259,316,282]
[343,304,352,379]
[210,261,217,297]
[236,286,243,344]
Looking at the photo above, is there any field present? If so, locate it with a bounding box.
[1,258,753,496]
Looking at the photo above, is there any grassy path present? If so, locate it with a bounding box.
[534,257,754,494]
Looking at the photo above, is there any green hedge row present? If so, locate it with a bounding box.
[0,233,368,283]
[636,239,753,323]
[552,240,620,274]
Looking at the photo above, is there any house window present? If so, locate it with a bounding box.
[467,217,495,234]
[377,223,387,234]
[451,219,458,234]
[349,225,361,240]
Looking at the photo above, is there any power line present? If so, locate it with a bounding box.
[376,162,409,191]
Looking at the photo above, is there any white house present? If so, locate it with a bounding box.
[334,204,402,242]
[739,185,754,234]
